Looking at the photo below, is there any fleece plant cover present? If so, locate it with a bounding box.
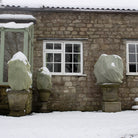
[94,54,123,84]
[37,67,52,90]
[8,51,32,90]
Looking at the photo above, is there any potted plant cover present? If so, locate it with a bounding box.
[7,51,32,116]
[36,67,52,112]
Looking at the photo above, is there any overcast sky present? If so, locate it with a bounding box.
[2,0,138,9]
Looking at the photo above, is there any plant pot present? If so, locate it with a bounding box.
[99,83,121,112]
[7,90,31,116]
[100,83,120,102]
[39,89,51,102]
[38,89,51,112]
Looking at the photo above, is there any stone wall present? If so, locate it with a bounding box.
[1,10,138,111]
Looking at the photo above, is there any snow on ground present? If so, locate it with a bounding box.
[0,111,138,138]
[2,0,138,10]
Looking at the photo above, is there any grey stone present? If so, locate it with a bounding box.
[7,89,32,116]
[103,102,121,112]
[100,83,120,102]
[39,90,51,102]
[39,102,49,113]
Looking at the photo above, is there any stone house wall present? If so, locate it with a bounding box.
[1,10,138,111]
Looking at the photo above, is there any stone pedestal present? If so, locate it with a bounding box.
[103,102,121,112]
[7,89,32,116]
[100,83,121,112]
[40,102,48,112]
[101,83,119,102]
[39,89,51,112]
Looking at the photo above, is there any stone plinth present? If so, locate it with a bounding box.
[7,89,32,116]
[38,89,51,112]
[100,83,121,112]
[100,83,120,102]
[103,102,121,112]
[40,102,48,113]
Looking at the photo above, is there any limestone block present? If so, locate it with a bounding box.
[103,102,121,112]
[100,83,120,102]
[7,89,32,116]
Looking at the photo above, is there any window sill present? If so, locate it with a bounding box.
[51,74,87,77]
[126,73,138,76]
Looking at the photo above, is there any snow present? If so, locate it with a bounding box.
[2,0,138,10]
[134,97,138,102]
[0,111,138,138]
[111,62,115,67]
[8,51,28,65]
[113,55,122,60]
[39,67,51,77]
[0,14,35,20]
[6,88,11,92]
[132,105,138,110]
[0,22,33,29]
[101,54,107,56]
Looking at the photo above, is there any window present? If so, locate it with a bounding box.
[43,41,83,75]
[126,42,138,75]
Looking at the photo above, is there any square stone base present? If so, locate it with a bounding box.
[39,102,49,113]
[9,111,26,117]
[102,102,121,112]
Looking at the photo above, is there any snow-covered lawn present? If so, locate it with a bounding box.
[0,111,138,138]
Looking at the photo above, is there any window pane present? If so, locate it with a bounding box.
[65,54,72,62]
[137,54,138,62]
[137,45,138,53]
[129,44,135,53]
[54,43,61,49]
[54,63,61,72]
[3,32,24,82]
[46,63,53,72]
[129,54,136,62]
[46,43,53,49]
[73,64,80,73]
[65,44,72,52]
[46,53,53,62]
[54,53,61,62]
[74,54,80,62]
[65,64,72,73]
[74,44,80,53]
[129,64,136,72]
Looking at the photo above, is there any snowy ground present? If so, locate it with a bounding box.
[0,111,138,138]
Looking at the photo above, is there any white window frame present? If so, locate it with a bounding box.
[43,40,83,75]
[126,41,138,75]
